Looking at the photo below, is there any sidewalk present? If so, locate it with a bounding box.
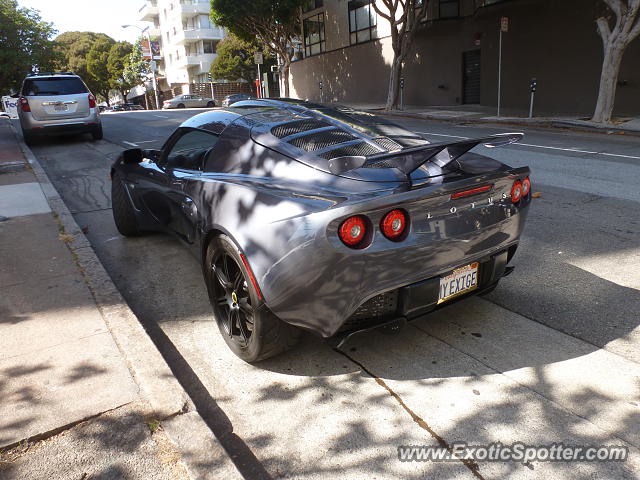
[343,102,640,134]
[0,120,240,479]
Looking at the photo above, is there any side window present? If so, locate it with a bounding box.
[165,130,219,170]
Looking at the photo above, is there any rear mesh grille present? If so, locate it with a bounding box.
[372,136,402,151]
[271,119,331,138]
[318,142,381,160]
[289,129,357,151]
[339,290,399,332]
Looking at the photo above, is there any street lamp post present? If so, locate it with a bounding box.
[122,24,161,110]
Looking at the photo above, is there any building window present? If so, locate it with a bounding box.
[303,13,325,57]
[203,40,217,53]
[303,0,323,13]
[439,0,459,18]
[349,0,377,44]
[199,14,211,29]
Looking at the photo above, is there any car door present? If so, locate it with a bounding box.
[137,128,219,243]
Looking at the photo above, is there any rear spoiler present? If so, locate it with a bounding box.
[328,133,524,176]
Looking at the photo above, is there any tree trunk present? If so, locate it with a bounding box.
[282,59,290,98]
[592,42,625,123]
[385,57,402,110]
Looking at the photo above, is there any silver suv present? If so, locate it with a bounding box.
[17,72,102,145]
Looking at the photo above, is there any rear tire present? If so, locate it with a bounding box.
[91,125,103,141]
[206,101,215,107]
[177,103,185,108]
[204,234,301,362]
[111,172,142,237]
[23,131,35,146]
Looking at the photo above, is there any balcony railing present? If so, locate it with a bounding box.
[178,0,209,16]
[175,53,217,73]
[139,2,159,21]
[174,27,225,44]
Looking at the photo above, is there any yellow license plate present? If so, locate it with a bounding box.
[438,262,479,304]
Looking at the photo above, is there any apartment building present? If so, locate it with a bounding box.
[139,0,225,92]
[291,0,640,116]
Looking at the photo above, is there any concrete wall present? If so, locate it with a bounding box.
[290,0,640,116]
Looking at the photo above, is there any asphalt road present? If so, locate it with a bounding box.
[17,109,640,479]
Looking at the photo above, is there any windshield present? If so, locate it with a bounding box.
[22,77,88,96]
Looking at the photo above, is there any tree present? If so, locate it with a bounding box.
[210,0,305,97]
[107,41,135,101]
[372,0,429,110]
[0,0,58,93]
[210,33,272,84]
[87,36,116,105]
[591,0,640,123]
[54,32,114,86]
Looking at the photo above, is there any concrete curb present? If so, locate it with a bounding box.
[7,123,241,479]
[366,109,640,137]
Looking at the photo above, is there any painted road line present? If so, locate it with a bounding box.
[122,141,138,147]
[416,131,640,160]
[153,115,169,119]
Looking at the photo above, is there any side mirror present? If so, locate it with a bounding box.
[142,149,161,162]
[121,148,143,164]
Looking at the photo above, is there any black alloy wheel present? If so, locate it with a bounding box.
[204,234,301,362]
[211,252,254,347]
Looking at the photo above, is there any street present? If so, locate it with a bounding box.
[15,109,640,478]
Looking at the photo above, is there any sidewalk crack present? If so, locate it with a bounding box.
[333,347,486,480]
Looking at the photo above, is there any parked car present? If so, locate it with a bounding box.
[110,99,531,362]
[222,93,253,107]
[162,94,216,109]
[17,72,102,145]
[107,104,144,112]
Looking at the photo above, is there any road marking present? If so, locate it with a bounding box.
[134,140,156,144]
[153,114,169,118]
[416,131,640,160]
[123,141,138,147]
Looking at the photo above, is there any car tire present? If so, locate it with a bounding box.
[177,103,185,108]
[23,131,35,146]
[204,234,301,362]
[91,125,103,141]
[111,172,142,237]
[206,101,215,107]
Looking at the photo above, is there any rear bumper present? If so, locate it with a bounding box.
[20,111,100,135]
[335,246,514,336]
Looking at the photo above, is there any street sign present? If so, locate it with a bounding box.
[501,16,509,33]
[254,52,263,64]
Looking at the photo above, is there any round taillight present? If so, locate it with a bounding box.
[511,180,523,203]
[339,215,367,247]
[88,94,96,108]
[380,209,408,240]
[522,177,531,196]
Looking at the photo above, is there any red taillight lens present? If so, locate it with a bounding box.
[380,209,408,240]
[511,180,523,203]
[88,94,96,108]
[19,97,30,112]
[339,215,367,247]
[521,177,531,197]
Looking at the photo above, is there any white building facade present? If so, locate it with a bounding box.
[139,0,226,91]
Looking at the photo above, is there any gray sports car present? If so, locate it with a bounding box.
[110,99,531,362]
